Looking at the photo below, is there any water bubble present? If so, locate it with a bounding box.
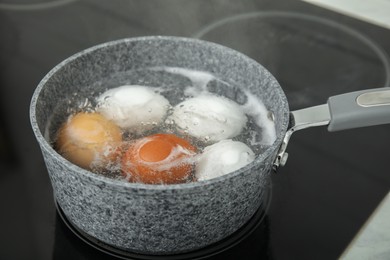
[165,118,173,125]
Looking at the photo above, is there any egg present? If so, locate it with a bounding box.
[121,133,197,184]
[169,94,247,142]
[195,139,255,181]
[56,112,122,170]
[96,85,170,131]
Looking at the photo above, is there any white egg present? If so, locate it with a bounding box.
[195,139,255,181]
[96,85,170,130]
[170,94,247,142]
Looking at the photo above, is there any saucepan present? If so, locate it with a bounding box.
[30,36,390,255]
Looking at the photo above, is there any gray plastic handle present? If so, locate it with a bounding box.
[327,88,390,132]
[273,87,390,169]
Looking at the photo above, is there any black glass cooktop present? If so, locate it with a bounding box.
[1,1,389,259]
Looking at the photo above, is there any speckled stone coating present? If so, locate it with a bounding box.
[30,36,289,254]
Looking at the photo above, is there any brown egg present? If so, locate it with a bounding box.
[56,112,122,170]
[121,133,197,184]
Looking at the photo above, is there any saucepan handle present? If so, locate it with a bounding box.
[273,87,390,170]
[328,87,390,131]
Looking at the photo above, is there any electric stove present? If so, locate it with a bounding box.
[1,1,389,259]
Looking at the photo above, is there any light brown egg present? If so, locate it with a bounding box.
[56,112,122,170]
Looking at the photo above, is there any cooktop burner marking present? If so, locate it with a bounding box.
[193,11,390,88]
[0,0,78,11]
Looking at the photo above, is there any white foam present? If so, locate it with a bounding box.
[162,67,216,95]
[242,91,276,146]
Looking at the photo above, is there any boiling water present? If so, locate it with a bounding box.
[45,67,276,180]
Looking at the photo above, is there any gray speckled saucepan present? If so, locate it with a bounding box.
[30,36,390,255]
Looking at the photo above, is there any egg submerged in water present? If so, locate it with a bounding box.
[169,94,247,142]
[195,139,255,181]
[55,112,123,170]
[96,85,170,131]
[121,133,197,184]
